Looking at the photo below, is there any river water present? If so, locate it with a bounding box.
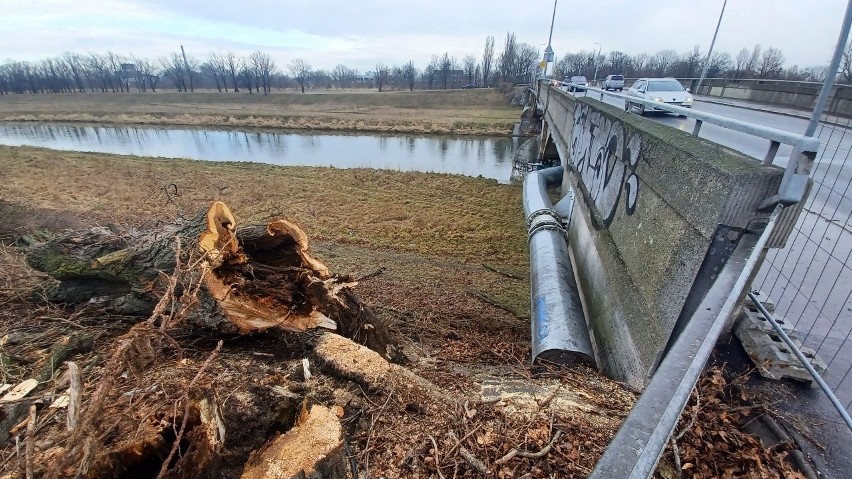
[0,123,521,182]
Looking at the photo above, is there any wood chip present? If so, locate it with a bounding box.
[0,379,38,403]
[49,395,70,409]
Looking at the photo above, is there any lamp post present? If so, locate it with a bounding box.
[593,42,602,85]
[696,0,727,95]
[543,0,558,76]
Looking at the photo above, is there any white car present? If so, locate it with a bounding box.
[624,78,693,116]
[602,74,624,91]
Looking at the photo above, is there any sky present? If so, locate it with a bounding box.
[0,0,847,73]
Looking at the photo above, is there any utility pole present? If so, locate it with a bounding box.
[696,0,727,95]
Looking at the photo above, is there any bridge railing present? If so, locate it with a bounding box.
[538,79,818,208]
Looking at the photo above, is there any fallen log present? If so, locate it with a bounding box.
[27,202,400,361]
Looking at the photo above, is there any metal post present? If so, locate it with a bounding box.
[805,0,852,137]
[544,0,558,77]
[696,0,727,95]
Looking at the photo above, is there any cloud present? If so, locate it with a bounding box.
[0,0,846,70]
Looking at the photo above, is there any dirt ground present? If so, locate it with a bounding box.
[0,89,521,136]
[0,146,810,478]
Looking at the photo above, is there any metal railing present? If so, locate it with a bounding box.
[538,79,819,206]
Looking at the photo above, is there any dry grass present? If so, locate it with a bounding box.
[0,145,527,267]
[0,89,522,135]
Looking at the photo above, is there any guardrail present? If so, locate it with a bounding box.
[537,79,819,208]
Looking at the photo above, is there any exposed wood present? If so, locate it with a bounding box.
[0,334,92,445]
[24,405,35,479]
[26,201,401,361]
[66,362,81,432]
[240,405,348,479]
[0,380,37,404]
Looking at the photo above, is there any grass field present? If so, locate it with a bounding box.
[0,88,523,135]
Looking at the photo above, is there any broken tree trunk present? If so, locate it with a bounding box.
[27,202,400,361]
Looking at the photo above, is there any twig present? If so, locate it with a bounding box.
[66,361,81,432]
[355,267,385,282]
[670,436,683,478]
[494,430,563,465]
[448,432,488,475]
[25,405,36,479]
[467,289,524,318]
[482,263,523,280]
[675,389,700,441]
[429,435,447,479]
[154,340,223,479]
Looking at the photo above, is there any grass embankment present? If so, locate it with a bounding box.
[0,145,530,316]
[0,88,522,135]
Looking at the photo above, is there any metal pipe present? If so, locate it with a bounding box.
[696,0,727,95]
[806,0,852,137]
[523,166,595,366]
[747,291,852,431]
[590,206,781,479]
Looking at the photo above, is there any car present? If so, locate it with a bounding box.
[462,84,476,89]
[602,74,624,91]
[624,78,693,116]
[566,75,587,92]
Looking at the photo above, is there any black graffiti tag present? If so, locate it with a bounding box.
[569,104,641,227]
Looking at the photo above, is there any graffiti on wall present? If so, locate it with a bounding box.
[569,103,642,227]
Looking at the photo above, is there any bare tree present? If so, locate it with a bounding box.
[250,50,275,94]
[288,59,311,93]
[136,58,159,92]
[331,64,350,88]
[757,47,785,79]
[841,41,852,83]
[402,61,417,91]
[482,35,495,87]
[225,51,241,92]
[733,48,750,79]
[746,44,762,76]
[498,32,517,82]
[374,63,389,92]
[440,53,452,89]
[651,49,678,76]
[463,55,476,85]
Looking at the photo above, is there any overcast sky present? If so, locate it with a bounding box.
[0,0,846,72]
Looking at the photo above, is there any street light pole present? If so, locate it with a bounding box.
[593,42,602,85]
[543,0,558,76]
[696,0,728,95]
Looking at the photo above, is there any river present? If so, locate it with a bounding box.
[0,123,521,182]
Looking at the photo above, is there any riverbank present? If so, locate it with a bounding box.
[0,88,522,135]
[0,145,643,477]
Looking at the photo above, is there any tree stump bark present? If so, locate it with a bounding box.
[26,202,400,361]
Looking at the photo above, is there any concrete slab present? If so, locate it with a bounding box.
[734,310,827,386]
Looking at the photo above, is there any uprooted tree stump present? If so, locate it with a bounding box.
[26,201,400,361]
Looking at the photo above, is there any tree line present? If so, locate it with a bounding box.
[0,33,542,95]
[2,35,845,95]
[554,44,833,83]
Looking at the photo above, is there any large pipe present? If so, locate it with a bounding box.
[523,166,595,366]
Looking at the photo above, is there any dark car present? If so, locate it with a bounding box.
[462,84,476,89]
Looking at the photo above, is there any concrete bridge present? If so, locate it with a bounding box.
[525,80,820,477]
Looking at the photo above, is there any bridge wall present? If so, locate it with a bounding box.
[537,85,785,387]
